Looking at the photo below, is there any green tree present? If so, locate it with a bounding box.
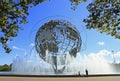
[0,64,11,71]
[69,0,87,10]
[83,0,120,39]
[0,0,47,53]
[71,0,120,39]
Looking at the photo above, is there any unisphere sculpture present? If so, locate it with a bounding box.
[35,20,82,73]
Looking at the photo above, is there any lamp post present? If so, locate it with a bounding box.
[112,50,116,64]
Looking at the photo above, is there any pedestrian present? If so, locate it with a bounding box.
[78,71,81,76]
[85,69,88,76]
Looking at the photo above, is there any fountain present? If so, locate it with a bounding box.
[11,51,114,75]
[11,20,114,75]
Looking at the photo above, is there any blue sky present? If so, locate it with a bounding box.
[0,0,120,65]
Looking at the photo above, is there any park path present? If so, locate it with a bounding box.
[0,76,120,81]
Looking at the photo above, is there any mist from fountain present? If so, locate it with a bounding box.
[65,53,114,75]
[11,50,114,75]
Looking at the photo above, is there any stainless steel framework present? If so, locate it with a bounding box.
[35,20,82,73]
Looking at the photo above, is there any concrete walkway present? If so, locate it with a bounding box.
[0,76,120,81]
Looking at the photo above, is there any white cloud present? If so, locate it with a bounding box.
[97,50,111,57]
[77,50,111,63]
[87,50,111,62]
[30,43,35,47]
[112,52,120,58]
[12,46,24,50]
[97,41,105,46]
[88,50,109,56]
[13,46,20,50]
[80,50,120,63]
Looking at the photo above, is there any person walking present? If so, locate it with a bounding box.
[78,71,81,76]
[85,69,88,76]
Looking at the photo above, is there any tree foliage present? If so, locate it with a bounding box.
[0,0,47,53]
[83,0,120,39]
[70,0,87,10]
[0,64,11,71]
[71,0,120,39]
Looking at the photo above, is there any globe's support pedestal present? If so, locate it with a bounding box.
[52,65,66,74]
[51,55,66,74]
